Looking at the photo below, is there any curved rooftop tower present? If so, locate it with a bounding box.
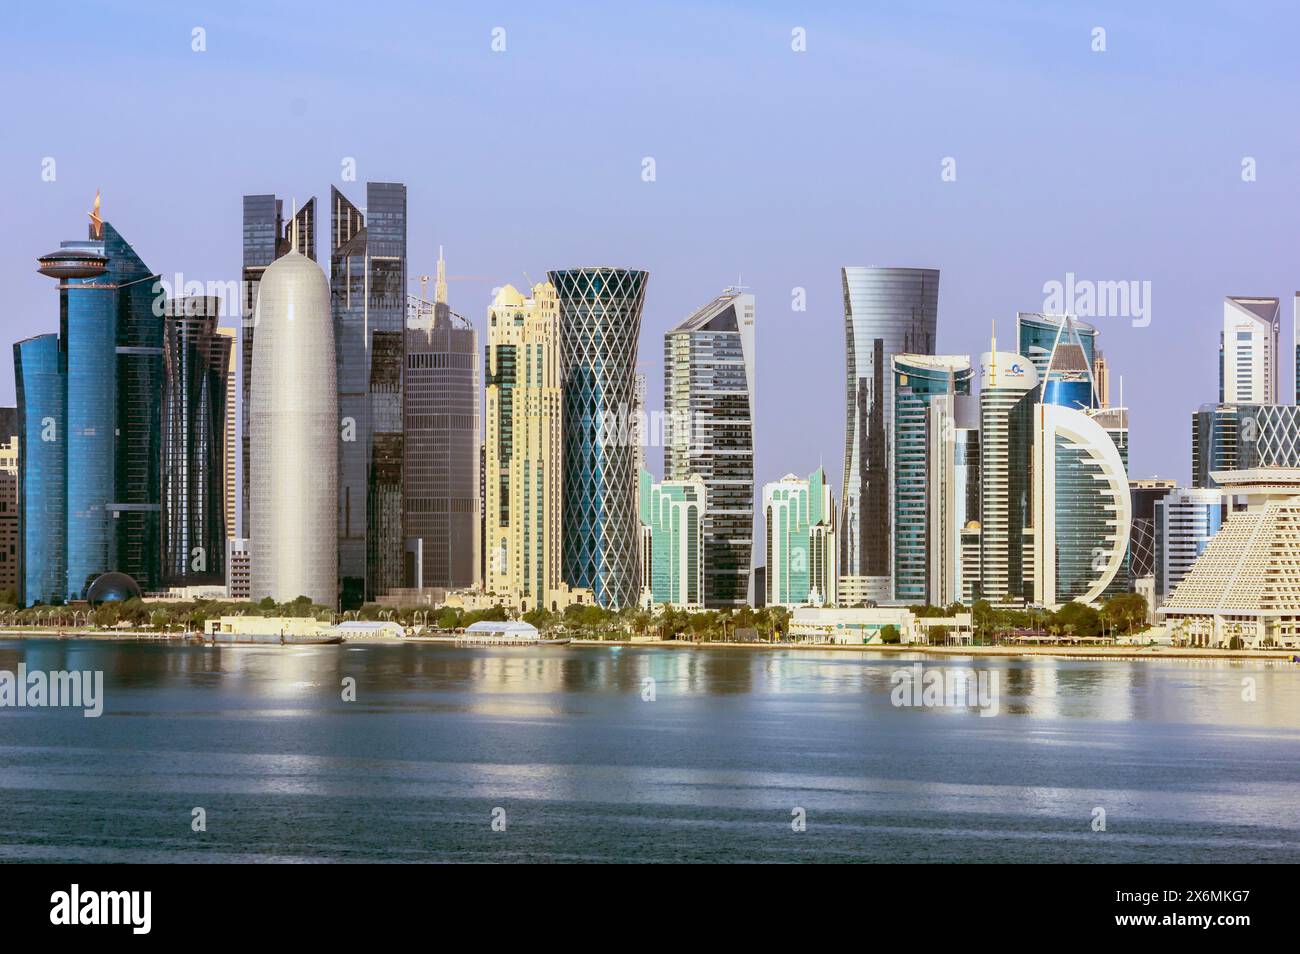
[839,266,939,585]
[250,234,337,607]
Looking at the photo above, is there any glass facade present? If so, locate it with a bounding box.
[404,292,480,590]
[13,335,65,605]
[551,267,647,609]
[840,267,938,583]
[891,355,973,603]
[1154,488,1223,599]
[161,296,231,586]
[663,290,755,607]
[1192,403,1300,487]
[25,218,162,603]
[638,469,705,608]
[1017,312,1097,395]
[333,184,407,608]
[1032,403,1131,606]
[763,468,835,607]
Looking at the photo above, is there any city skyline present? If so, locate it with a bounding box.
[8,2,1300,499]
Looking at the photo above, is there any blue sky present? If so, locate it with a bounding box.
[4,0,1300,489]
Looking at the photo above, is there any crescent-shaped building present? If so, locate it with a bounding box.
[249,244,337,607]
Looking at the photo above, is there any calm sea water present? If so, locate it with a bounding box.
[0,638,1297,863]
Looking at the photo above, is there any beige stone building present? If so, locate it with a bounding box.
[484,282,587,613]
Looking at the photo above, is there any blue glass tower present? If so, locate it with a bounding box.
[13,335,65,605]
[20,203,163,604]
[551,267,647,609]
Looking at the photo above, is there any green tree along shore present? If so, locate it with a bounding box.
[0,590,1152,643]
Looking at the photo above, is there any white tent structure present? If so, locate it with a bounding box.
[462,620,540,642]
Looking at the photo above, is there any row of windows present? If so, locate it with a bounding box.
[409,352,475,370]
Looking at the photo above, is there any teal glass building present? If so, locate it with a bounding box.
[891,354,974,603]
[638,469,706,608]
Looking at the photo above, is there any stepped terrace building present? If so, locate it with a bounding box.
[1160,469,1300,648]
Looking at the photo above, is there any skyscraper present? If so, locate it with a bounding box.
[161,295,232,586]
[241,194,315,539]
[1221,296,1279,405]
[763,468,836,608]
[891,354,974,602]
[332,183,407,608]
[839,267,938,590]
[1128,477,1177,583]
[926,390,980,608]
[551,267,647,609]
[249,230,336,607]
[978,348,1039,603]
[1191,403,1300,487]
[23,199,163,602]
[1154,487,1222,601]
[664,288,756,608]
[13,335,63,605]
[1029,403,1131,607]
[404,249,479,592]
[0,407,18,599]
[638,469,706,609]
[484,282,572,612]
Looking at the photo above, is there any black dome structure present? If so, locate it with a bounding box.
[86,572,142,606]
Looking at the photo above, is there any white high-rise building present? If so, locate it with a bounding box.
[249,230,337,607]
[1154,487,1222,601]
[1221,296,1279,405]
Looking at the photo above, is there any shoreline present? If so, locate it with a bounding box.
[1,628,1297,661]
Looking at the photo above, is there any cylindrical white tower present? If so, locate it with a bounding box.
[250,247,337,607]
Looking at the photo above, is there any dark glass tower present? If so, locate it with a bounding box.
[839,267,938,583]
[332,183,407,608]
[24,205,163,602]
[551,267,647,609]
[403,261,480,591]
[161,296,232,586]
[241,194,315,540]
[664,289,755,607]
[13,335,65,605]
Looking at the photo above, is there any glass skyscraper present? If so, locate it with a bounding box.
[663,289,756,608]
[551,267,647,610]
[890,354,973,603]
[21,208,163,603]
[332,183,407,608]
[13,335,64,605]
[161,296,232,586]
[241,194,315,540]
[839,267,938,586]
[403,251,480,591]
[1154,487,1223,601]
[1030,403,1131,607]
